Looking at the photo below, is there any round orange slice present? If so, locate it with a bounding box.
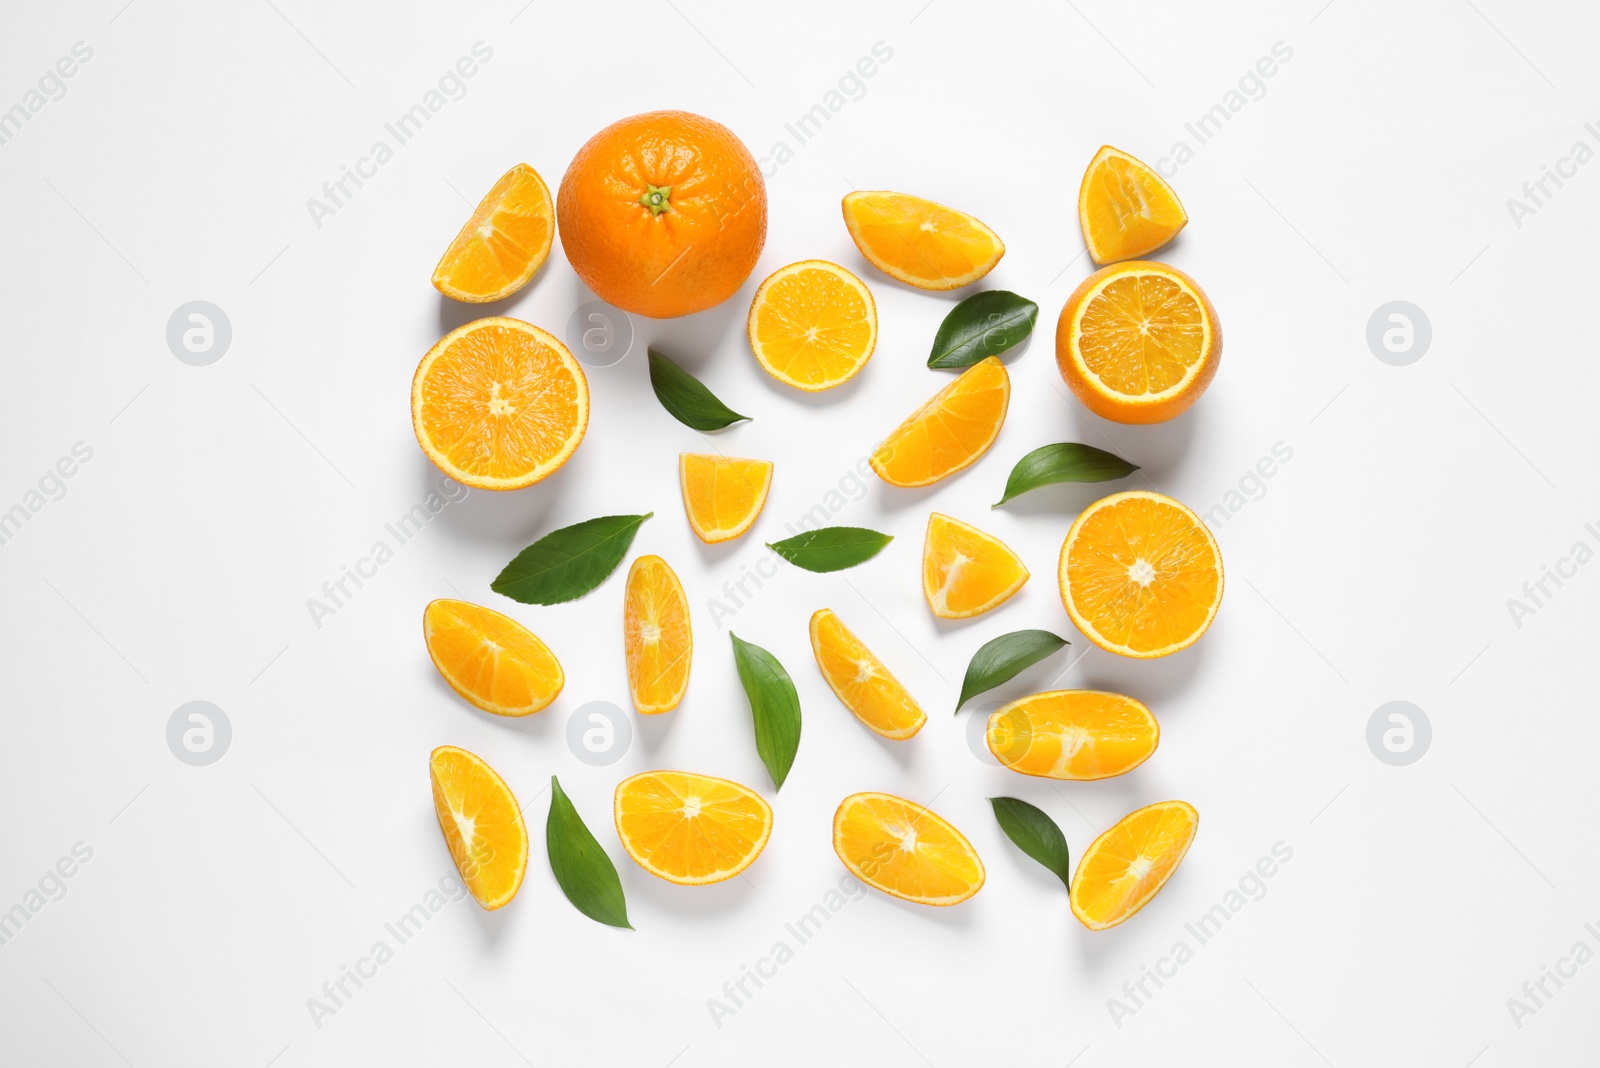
[870,355,1010,488]
[986,690,1158,780]
[1071,800,1198,930]
[679,453,773,544]
[1056,261,1220,425]
[841,191,1004,290]
[1059,491,1223,659]
[747,260,877,390]
[809,609,926,740]
[833,792,985,906]
[423,598,563,716]
[613,770,773,885]
[624,554,692,714]
[429,745,528,910]
[412,317,589,490]
[1078,146,1187,265]
[432,163,554,302]
[922,512,1029,619]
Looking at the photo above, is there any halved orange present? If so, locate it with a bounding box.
[412,317,589,490]
[833,792,985,906]
[423,598,563,716]
[1078,146,1187,265]
[432,163,555,302]
[1059,491,1223,659]
[679,453,773,544]
[613,770,773,885]
[1071,800,1198,930]
[747,260,877,390]
[624,555,692,714]
[841,191,1004,290]
[922,512,1029,619]
[870,355,1010,487]
[809,609,926,739]
[987,690,1158,780]
[429,745,528,910]
[1056,261,1220,425]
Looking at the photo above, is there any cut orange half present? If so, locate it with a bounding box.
[833,792,985,906]
[809,609,926,740]
[987,690,1158,780]
[922,512,1029,619]
[1059,491,1223,658]
[613,771,773,885]
[747,260,877,390]
[423,598,563,716]
[1078,146,1187,265]
[1071,800,1198,930]
[624,554,692,714]
[841,191,1004,290]
[432,163,555,302]
[679,453,773,544]
[412,317,589,490]
[870,355,1009,487]
[429,745,528,910]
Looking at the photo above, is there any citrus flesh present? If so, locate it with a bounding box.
[841,191,1004,290]
[614,771,772,885]
[833,792,985,905]
[809,609,926,740]
[922,512,1029,619]
[624,554,692,713]
[429,745,528,910]
[1071,800,1198,930]
[432,163,554,302]
[747,260,877,390]
[679,453,773,543]
[870,356,1009,487]
[423,599,563,716]
[1078,146,1187,265]
[986,690,1158,780]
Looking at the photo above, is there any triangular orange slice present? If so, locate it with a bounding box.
[922,513,1028,619]
[679,454,773,544]
[1078,146,1187,265]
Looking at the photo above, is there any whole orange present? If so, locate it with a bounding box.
[557,111,767,319]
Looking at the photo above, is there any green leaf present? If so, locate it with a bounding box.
[546,776,632,929]
[647,349,750,431]
[927,290,1039,369]
[491,513,652,605]
[955,629,1069,713]
[989,796,1071,888]
[730,633,802,790]
[766,527,892,573]
[992,443,1139,507]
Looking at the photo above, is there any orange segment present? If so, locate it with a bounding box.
[922,512,1029,619]
[429,746,528,910]
[613,771,773,885]
[423,599,563,716]
[1059,491,1223,659]
[747,260,877,390]
[841,191,1004,290]
[679,453,773,544]
[1078,146,1187,265]
[1071,801,1198,930]
[624,555,692,714]
[833,792,984,906]
[809,609,926,740]
[987,690,1158,780]
[432,163,554,302]
[870,356,1010,488]
[411,317,589,490]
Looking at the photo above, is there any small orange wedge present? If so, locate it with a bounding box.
[841,191,1004,290]
[833,792,985,905]
[922,513,1028,619]
[870,356,1009,487]
[613,771,773,885]
[624,555,692,714]
[423,599,563,716]
[432,163,555,302]
[1078,146,1187,265]
[809,609,926,740]
[987,690,1158,780]
[1071,800,1198,930]
[429,745,528,910]
[679,453,773,544]
[747,260,877,390]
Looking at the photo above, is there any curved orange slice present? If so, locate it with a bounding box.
[922,512,1028,619]
[841,191,1004,290]
[624,554,692,714]
[747,260,877,390]
[833,792,984,905]
[679,453,773,544]
[613,771,773,885]
[423,598,563,716]
[986,690,1158,780]
[870,356,1009,487]
[1078,146,1187,265]
[429,745,528,910]
[1071,800,1198,930]
[432,163,555,302]
[412,317,589,490]
[1059,491,1223,658]
[809,609,926,740]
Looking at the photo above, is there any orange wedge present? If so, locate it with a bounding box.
[412,317,589,490]
[809,609,926,740]
[1078,146,1187,265]
[870,355,1009,487]
[1071,800,1198,930]
[679,453,773,544]
[833,792,985,906]
[429,745,528,910]
[1059,491,1223,659]
[432,163,555,302]
[841,191,1004,290]
[613,770,773,885]
[987,690,1158,780]
[423,599,563,716]
[747,260,877,390]
[922,512,1029,619]
[1056,261,1220,425]
[624,554,692,714]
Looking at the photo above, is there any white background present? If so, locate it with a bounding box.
[2,0,1597,1064]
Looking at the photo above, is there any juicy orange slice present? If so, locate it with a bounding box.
[423,599,563,716]
[613,770,773,885]
[833,792,985,905]
[870,355,1009,488]
[412,317,589,490]
[987,690,1158,780]
[624,554,692,714]
[809,609,926,739]
[1059,491,1223,659]
[841,191,1004,290]
[1078,146,1187,265]
[429,745,528,910]
[1071,800,1198,930]
[1056,261,1220,425]
[679,453,773,544]
[922,512,1029,619]
[432,163,555,302]
[747,260,877,390]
